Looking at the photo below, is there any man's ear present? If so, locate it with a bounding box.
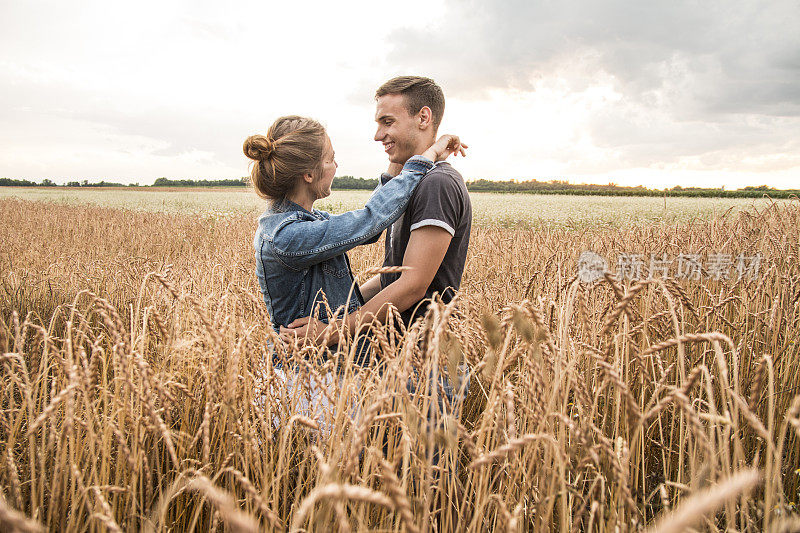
[417,106,433,129]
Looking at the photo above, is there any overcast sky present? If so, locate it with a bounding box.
[1,0,798,188]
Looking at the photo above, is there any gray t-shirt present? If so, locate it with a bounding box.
[378,161,472,325]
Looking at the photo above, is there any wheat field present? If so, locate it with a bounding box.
[0,186,792,228]
[1,195,799,532]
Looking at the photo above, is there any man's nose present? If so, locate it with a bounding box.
[374,127,383,142]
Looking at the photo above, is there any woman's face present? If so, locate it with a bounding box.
[314,135,337,200]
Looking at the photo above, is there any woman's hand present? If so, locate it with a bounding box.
[422,134,468,162]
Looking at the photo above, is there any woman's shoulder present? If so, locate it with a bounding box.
[312,208,331,220]
[256,209,302,242]
[258,207,299,224]
[257,207,331,249]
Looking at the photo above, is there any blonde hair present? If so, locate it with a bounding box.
[243,115,326,200]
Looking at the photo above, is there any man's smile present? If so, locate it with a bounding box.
[383,141,395,153]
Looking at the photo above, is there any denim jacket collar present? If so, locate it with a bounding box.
[270,198,325,219]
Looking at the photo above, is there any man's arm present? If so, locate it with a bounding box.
[353,225,451,323]
[283,226,451,344]
[359,274,383,302]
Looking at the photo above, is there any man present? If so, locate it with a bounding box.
[358,75,472,327]
[283,75,471,341]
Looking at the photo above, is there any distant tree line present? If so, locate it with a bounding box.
[463,180,800,199]
[0,178,137,187]
[152,177,247,187]
[463,179,800,198]
[66,180,129,187]
[0,178,42,186]
[2,176,798,199]
[331,176,379,189]
[332,176,800,199]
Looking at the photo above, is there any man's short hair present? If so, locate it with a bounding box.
[376,76,445,130]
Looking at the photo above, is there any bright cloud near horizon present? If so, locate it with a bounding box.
[1,0,799,189]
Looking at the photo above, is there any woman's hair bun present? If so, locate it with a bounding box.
[243,134,275,161]
[244,115,326,201]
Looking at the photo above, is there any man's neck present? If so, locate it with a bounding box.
[387,138,437,176]
[415,137,436,159]
[386,162,404,177]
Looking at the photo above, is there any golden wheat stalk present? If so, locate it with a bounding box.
[646,469,761,533]
[0,492,43,533]
[289,483,395,532]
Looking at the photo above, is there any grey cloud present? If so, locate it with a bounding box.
[389,0,800,109]
[391,0,800,112]
[584,99,800,169]
[386,0,800,170]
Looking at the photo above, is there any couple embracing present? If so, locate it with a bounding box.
[244,76,472,373]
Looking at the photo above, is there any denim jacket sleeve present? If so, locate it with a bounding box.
[269,155,435,270]
[359,171,394,245]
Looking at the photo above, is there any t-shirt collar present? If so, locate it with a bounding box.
[381,160,449,186]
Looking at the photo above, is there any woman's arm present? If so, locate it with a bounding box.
[269,155,433,270]
[268,135,466,270]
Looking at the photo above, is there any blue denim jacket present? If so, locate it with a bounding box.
[254,155,435,330]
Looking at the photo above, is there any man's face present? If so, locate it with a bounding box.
[374,94,423,165]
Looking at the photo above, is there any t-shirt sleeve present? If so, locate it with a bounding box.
[406,170,463,236]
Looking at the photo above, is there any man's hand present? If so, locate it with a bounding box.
[280,316,336,347]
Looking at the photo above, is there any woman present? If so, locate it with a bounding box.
[244,115,464,343]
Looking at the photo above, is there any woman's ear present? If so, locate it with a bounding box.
[302,173,314,184]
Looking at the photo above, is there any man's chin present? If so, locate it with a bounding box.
[388,153,411,165]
